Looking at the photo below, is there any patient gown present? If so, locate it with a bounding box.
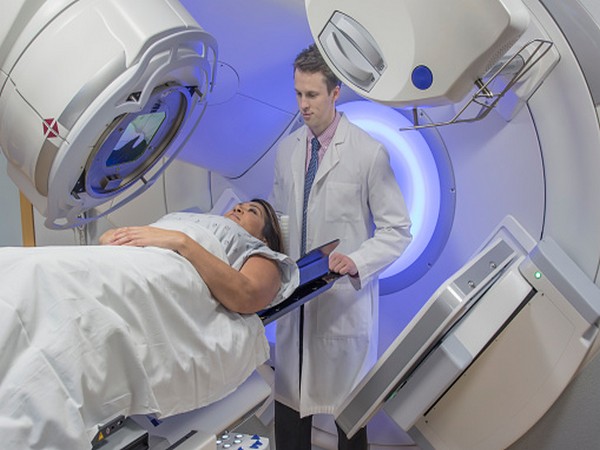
[0,213,298,450]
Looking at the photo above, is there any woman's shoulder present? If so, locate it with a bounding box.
[153,212,235,230]
[155,211,215,222]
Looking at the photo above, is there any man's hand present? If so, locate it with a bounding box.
[328,252,358,277]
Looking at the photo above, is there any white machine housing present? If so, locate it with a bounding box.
[305,0,530,106]
[336,216,600,449]
[304,0,600,448]
[0,0,217,229]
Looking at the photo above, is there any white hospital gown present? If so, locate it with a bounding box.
[151,213,297,307]
[0,213,298,450]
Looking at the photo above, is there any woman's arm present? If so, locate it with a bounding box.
[100,226,281,314]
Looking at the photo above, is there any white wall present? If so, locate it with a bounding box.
[0,154,22,246]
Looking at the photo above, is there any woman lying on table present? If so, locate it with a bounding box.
[0,199,298,450]
[100,198,294,313]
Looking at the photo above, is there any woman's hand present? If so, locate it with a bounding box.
[99,226,186,253]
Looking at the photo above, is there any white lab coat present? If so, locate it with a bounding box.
[271,113,412,416]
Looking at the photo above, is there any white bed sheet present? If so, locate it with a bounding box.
[0,225,295,449]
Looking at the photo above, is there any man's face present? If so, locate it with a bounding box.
[294,69,340,136]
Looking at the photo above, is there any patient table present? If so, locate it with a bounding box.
[99,370,273,450]
[95,240,343,450]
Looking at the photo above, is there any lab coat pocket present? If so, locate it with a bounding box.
[325,182,362,222]
[315,281,372,338]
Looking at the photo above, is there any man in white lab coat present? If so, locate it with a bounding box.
[271,44,412,450]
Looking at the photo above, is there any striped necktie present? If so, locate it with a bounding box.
[301,137,320,255]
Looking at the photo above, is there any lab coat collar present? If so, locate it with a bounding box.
[312,113,350,185]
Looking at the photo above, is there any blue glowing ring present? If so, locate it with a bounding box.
[338,101,455,293]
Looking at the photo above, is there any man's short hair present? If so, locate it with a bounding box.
[294,43,341,93]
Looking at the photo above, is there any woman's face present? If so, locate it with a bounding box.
[224,202,267,240]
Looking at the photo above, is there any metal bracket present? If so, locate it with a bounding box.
[402,39,557,130]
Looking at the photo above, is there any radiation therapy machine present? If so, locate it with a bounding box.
[2,0,600,449]
[302,1,600,448]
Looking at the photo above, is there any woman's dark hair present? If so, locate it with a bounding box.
[294,43,341,94]
[251,198,284,253]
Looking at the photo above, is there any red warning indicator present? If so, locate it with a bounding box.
[43,118,59,138]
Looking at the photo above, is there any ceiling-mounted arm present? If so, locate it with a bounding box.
[305,0,558,129]
[306,0,532,106]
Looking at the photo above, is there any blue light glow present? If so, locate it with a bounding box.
[338,101,442,279]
